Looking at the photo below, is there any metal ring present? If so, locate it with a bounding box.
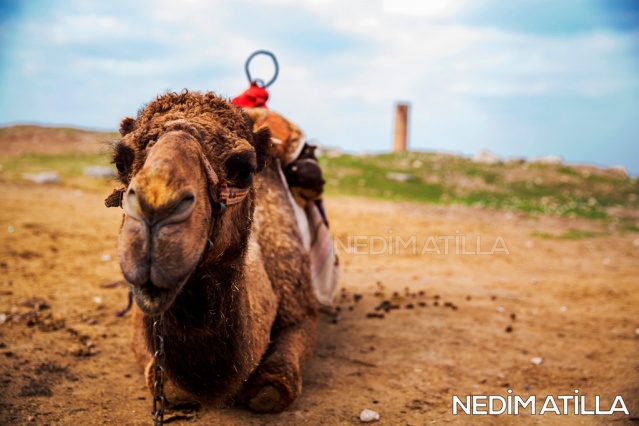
[245,50,279,88]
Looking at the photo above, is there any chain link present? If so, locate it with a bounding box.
[152,318,166,426]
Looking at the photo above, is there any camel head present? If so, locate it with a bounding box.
[111,91,271,316]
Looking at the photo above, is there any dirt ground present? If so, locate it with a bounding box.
[1,173,639,425]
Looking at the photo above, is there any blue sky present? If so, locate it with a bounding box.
[1,0,638,173]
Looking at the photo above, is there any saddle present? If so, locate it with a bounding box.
[233,86,338,308]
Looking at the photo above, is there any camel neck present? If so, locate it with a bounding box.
[143,257,253,401]
[160,258,246,330]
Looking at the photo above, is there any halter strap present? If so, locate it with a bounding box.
[200,153,250,208]
[105,153,250,210]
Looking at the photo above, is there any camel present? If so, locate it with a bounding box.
[109,90,318,413]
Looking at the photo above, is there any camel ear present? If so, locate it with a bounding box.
[119,117,136,136]
[252,125,272,172]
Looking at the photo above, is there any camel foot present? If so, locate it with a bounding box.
[247,385,282,413]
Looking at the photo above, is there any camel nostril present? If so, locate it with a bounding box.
[123,184,145,222]
[123,182,196,226]
[167,192,196,224]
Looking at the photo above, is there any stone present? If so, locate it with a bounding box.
[607,165,627,177]
[473,150,501,164]
[360,409,380,422]
[83,165,116,178]
[22,172,61,184]
[385,172,412,183]
[533,155,563,165]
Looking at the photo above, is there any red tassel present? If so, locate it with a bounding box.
[232,83,270,108]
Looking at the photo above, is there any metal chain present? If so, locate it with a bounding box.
[152,318,166,426]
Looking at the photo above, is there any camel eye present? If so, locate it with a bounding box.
[115,159,126,174]
[226,151,257,186]
[237,168,252,182]
[112,142,135,183]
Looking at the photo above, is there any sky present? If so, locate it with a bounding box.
[1,0,638,173]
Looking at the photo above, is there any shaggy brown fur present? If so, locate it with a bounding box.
[112,90,318,412]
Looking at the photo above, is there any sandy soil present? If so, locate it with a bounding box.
[1,178,638,425]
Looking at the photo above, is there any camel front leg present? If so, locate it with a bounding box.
[240,312,317,413]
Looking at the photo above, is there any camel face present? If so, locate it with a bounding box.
[118,131,213,315]
[112,96,270,317]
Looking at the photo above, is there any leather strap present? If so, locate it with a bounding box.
[200,153,250,208]
[105,153,249,210]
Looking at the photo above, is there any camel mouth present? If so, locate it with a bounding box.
[132,279,179,316]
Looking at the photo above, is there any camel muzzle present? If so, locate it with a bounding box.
[123,183,197,228]
[117,134,213,315]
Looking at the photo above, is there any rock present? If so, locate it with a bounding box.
[83,165,116,178]
[22,172,61,184]
[385,172,412,183]
[530,357,543,365]
[360,409,380,422]
[473,150,501,164]
[635,328,639,336]
[533,155,563,165]
[507,157,527,165]
[607,165,627,177]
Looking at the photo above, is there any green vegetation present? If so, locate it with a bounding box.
[617,218,639,232]
[531,229,606,239]
[0,152,115,192]
[1,152,111,178]
[318,154,443,203]
[320,151,639,221]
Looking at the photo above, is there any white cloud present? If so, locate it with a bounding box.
[382,0,467,19]
[1,0,638,172]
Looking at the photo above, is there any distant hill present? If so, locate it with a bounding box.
[0,125,118,156]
